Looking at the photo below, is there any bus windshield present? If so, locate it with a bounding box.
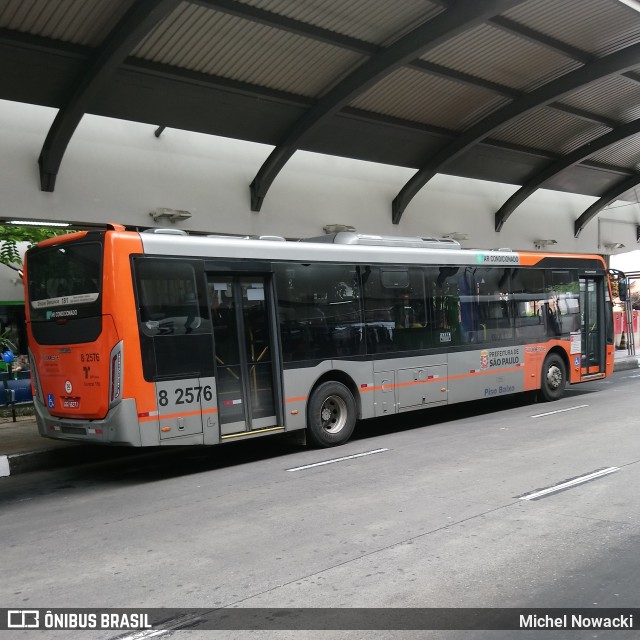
[27,242,102,320]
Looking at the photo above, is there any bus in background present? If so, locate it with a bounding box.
[24,224,615,448]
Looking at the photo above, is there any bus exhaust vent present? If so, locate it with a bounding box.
[302,232,460,249]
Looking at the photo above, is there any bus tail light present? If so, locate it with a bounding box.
[109,341,123,407]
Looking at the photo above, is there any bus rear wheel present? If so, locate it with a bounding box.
[539,353,566,402]
[307,381,356,447]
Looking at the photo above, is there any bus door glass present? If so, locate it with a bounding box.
[134,257,215,441]
[208,275,279,435]
[580,276,604,375]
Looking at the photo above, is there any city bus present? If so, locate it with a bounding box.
[24,224,615,448]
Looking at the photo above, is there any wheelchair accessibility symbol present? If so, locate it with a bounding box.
[47,394,55,409]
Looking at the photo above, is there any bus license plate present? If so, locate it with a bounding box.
[63,399,79,408]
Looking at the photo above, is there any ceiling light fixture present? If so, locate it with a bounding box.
[617,0,640,13]
[323,224,356,233]
[8,220,70,227]
[149,208,192,223]
[604,242,626,250]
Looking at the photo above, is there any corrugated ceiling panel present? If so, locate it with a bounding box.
[236,0,443,46]
[491,106,611,154]
[503,0,640,57]
[349,68,510,131]
[588,133,640,170]
[558,75,640,124]
[134,3,366,98]
[420,23,581,91]
[0,0,132,46]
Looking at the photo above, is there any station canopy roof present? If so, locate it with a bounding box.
[2,0,640,236]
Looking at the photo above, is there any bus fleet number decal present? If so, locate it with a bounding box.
[158,386,213,407]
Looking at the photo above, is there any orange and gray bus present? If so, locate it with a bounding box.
[24,225,614,448]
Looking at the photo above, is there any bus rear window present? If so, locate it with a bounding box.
[27,242,102,321]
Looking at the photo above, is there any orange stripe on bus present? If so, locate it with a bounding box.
[363,366,524,393]
[447,366,523,381]
[395,378,442,389]
[285,396,308,403]
[138,407,219,423]
[138,367,524,423]
[157,410,202,420]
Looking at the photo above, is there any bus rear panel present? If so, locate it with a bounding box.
[25,230,150,445]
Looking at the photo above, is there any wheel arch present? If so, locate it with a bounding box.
[308,370,361,419]
[547,345,570,380]
[538,345,570,402]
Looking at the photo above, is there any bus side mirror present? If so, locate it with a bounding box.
[619,280,628,302]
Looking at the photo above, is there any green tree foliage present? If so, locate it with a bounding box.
[0,226,70,271]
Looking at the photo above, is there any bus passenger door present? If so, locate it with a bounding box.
[580,276,604,377]
[208,275,280,436]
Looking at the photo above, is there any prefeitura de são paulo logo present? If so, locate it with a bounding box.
[480,350,489,370]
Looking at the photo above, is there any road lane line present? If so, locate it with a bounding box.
[530,404,588,418]
[518,467,619,501]
[287,448,389,472]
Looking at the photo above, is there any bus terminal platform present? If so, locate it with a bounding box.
[1,351,638,478]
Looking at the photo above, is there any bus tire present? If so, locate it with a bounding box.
[539,353,566,402]
[307,381,356,447]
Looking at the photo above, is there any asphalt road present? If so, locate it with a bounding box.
[1,371,640,640]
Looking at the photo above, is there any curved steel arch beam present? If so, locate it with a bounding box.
[392,42,640,224]
[495,118,640,231]
[249,0,523,212]
[574,175,640,238]
[38,0,180,192]
[193,0,379,55]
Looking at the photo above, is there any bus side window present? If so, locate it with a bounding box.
[466,267,513,344]
[510,269,546,341]
[425,266,461,346]
[363,267,425,353]
[133,257,214,380]
[273,263,364,361]
[547,270,580,336]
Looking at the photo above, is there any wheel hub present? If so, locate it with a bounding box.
[547,365,562,389]
[319,395,347,434]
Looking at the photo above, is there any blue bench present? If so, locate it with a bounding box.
[3,376,34,422]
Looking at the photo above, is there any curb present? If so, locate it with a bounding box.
[613,357,640,372]
[1,445,80,477]
[0,444,161,477]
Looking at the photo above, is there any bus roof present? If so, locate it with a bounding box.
[134,229,606,270]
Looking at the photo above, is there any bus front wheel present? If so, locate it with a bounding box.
[539,353,566,402]
[307,381,356,447]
